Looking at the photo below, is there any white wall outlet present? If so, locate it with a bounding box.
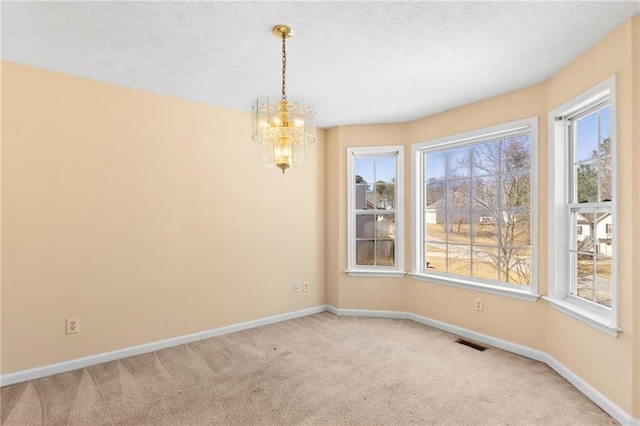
[303,281,310,292]
[66,318,80,334]
[293,283,300,293]
[475,299,483,312]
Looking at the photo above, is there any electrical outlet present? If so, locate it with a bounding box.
[474,299,483,312]
[303,281,309,292]
[293,283,300,293]
[66,318,80,334]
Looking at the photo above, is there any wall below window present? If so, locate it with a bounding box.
[1,62,325,374]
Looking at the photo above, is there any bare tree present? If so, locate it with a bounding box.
[448,136,532,284]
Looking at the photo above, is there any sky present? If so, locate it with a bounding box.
[355,156,396,184]
[575,105,610,163]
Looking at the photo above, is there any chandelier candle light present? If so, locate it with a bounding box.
[252,25,316,174]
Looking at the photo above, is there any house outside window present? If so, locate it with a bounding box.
[547,76,619,336]
[347,146,404,277]
[412,118,538,300]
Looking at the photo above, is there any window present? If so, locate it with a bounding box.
[347,147,404,277]
[548,76,619,336]
[412,118,538,300]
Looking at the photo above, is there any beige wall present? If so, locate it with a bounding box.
[331,81,549,351]
[1,13,638,421]
[324,128,340,308]
[324,124,408,311]
[632,15,640,419]
[544,17,637,415]
[0,61,4,375]
[405,83,547,350]
[1,62,325,373]
[329,16,639,415]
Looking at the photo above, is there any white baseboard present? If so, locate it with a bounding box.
[543,355,638,426]
[407,312,548,363]
[332,307,408,319]
[0,305,327,387]
[327,305,638,426]
[2,303,637,425]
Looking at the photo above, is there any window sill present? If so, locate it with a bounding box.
[409,272,540,302]
[345,270,407,278]
[542,296,620,337]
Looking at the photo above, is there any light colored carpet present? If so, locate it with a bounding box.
[1,312,616,425]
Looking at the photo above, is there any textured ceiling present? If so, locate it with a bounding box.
[2,1,639,128]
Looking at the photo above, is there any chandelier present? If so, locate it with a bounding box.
[252,25,316,174]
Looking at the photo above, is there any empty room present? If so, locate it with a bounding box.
[1,1,639,425]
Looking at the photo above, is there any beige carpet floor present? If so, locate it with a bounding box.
[1,312,616,425]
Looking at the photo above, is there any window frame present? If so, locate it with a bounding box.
[346,146,405,277]
[411,117,539,301]
[546,75,620,336]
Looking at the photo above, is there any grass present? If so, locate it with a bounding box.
[426,245,530,285]
[426,222,530,246]
[424,222,531,285]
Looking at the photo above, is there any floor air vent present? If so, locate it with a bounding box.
[455,338,488,352]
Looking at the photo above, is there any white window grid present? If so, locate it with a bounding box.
[346,146,405,276]
[546,75,619,335]
[412,117,538,298]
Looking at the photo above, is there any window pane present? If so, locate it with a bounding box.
[472,246,500,282]
[375,183,395,209]
[376,214,396,238]
[356,240,374,266]
[502,248,531,285]
[575,254,594,302]
[595,256,612,308]
[500,211,530,246]
[448,212,471,244]
[355,184,372,209]
[426,180,445,207]
[419,125,532,288]
[472,213,498,245]
[599,107,611,154]
[600,155,612,202]
[576,161,598,203]
[473,141,498,176]
[448,179,470,210]
[575,112,598,162]
[356,214,375,238]
[375,156,396,183]
[594,214,612,254]
[355,157,374,185]
[425,213,446,242]
[447,244,471,277]
[425,151,446,181]
[573,213,592,251]
[350,148,402,272]
[425,242,446,271]
[449,147,471,178]
[502,173,530,208]
[376,240,395,266]
[501,135,531,172]
[473,176,498,209]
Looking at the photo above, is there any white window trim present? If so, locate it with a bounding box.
[411,117,539,301]
[346,146,405,277]
[547,75,620,336]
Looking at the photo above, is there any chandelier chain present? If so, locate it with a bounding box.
[281,32,287,101]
